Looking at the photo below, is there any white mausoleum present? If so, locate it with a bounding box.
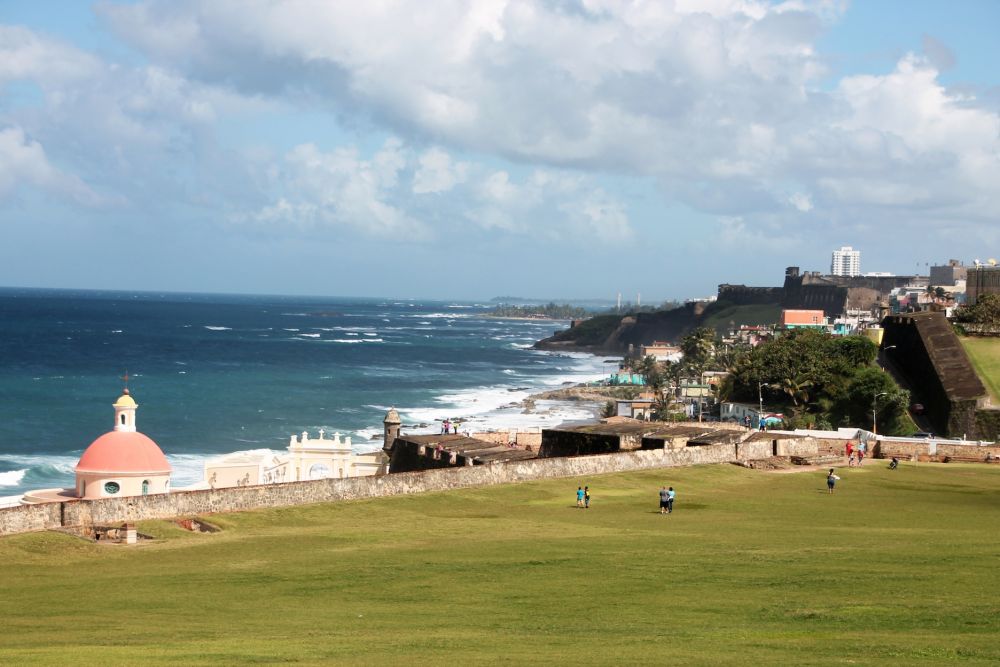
[202,429,383,489]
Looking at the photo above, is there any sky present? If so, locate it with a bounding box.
[1,0,998,301]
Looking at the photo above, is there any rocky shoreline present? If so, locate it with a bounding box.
[518,383,642,417]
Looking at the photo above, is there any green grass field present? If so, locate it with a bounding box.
[1,464,999,665]
[960,336,1000,404]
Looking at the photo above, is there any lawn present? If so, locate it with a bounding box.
[960,336,1000,404]
[1,463,999,665]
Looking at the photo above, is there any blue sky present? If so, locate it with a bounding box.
[1,1,998,301]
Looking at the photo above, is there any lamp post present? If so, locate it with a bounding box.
[873,391,889,435]
[758,381,765,429]
[879,345,897,371]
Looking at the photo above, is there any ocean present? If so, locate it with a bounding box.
[0,288,605,497]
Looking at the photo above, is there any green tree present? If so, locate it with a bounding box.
[954,293,1000,324]
[636,355,664,393]
[680,327,716,375]
[839,367,908,431]
[778,375,814,408]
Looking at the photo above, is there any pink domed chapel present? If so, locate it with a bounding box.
[74,389,171,499]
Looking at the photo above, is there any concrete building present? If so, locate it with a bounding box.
[966,265,1000,305]
[780,309,827,329]
[930,260,967,288]
[639,341,682,362]
[202,429,383,489]
[831,246,861,277]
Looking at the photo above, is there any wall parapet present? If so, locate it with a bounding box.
[2,443,744,537]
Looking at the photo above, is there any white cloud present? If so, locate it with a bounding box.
[412,148,468,194]
[249,139,426,238]
[245,141,632,243]
[92,0,998,235]
[0,126,101,205]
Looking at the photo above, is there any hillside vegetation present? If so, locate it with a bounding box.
[1,464,999,665]
[959,336,1000,404]
[536,300,782,352]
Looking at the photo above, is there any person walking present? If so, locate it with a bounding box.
[576,486,585,508]
[584,486,591,509]
[857,448,865,466]
[666,487,676,513]
[659,486,670,514]
[827,468,840,494]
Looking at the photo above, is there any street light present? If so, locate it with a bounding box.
[879,345,897,371]
[757,381,764,427]
[873,391,889,435]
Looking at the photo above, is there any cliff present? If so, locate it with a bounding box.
[535,301,781,353]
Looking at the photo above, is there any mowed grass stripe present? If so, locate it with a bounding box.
[0,463,998,665]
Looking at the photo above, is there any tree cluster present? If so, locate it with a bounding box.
[722,329,909,432]
[953,293,1000,325]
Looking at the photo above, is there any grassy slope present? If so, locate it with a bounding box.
[700,302,782,334]
[959,336,1000,404]
[1,464,999,665]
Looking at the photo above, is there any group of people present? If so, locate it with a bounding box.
[572,485,677,514]
[658,486,676,514]
[440,419,460,435]
[845,440,868,466]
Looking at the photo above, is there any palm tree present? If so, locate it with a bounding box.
[779,376,814,407]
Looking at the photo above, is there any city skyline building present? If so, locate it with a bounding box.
[831,246,861,277]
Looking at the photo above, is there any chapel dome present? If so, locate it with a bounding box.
[76,431,171,475]
[113,391,137,408]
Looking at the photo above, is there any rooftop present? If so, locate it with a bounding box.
[397,434,538,464]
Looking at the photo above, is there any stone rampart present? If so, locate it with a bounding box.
[0,502,62,535]
[875,438,1000,462]
[735,440,773,460]
[2,444,738,536]
[882,312,987,438]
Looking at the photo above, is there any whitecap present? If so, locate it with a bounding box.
[0,469,27,487]
[297,333,321,338]
[204,326,232,331]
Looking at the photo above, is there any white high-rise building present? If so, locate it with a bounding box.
[831,246,861,277]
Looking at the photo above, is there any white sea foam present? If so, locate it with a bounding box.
[403,313,469,319]
[0,469,26,487]
[204,326,232,331]
[324,338,384,343]
[283,328,300,332]
[297,333,321,338]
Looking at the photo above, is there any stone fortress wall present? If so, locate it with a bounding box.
[2,442,737,537]
[4,430,998,538]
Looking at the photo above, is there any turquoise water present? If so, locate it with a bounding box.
[0,288,603,495]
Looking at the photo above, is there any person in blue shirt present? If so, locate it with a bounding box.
[666,487,676,513]
[576,486,585,508]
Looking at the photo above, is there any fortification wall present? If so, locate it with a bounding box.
[2,444,738,536]
[875,439,1000,462]
[735,440,773,460]
[882,312,987,438]
[470,430,542,448]
[0,502,62,535]
[717,284,783,306]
